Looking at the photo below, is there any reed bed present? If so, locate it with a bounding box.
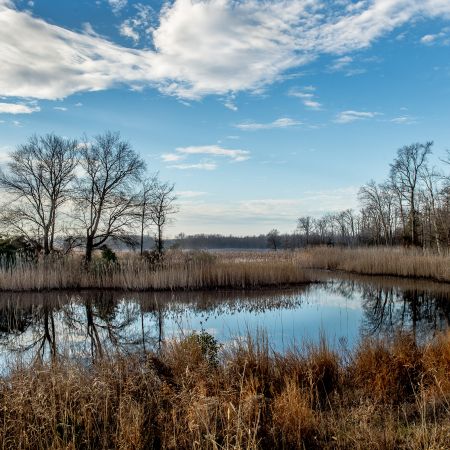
[1,332,450,449]
[299,246,450,282]
[0,246,448,291]
[0,250,311,292]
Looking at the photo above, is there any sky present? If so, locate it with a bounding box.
[0,0,450,236]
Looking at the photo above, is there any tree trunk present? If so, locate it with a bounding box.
[140,214,145,255]
[43,231,50,255]
[157,226,163,254]
[85,235,94,263]
[410,192,419,247]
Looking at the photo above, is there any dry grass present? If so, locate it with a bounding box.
[0,246,448,291]
[0,250,311,292]
[299,246,450,282]
[1,332,450,449]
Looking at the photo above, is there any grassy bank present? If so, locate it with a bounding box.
[299,246,450,282]
[0,246,448,291]
[1,332,450,449]
[0,251,311,291]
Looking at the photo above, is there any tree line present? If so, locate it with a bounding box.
[0,132,176,262]
[295,142,450,252]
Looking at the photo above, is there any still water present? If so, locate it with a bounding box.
[0,274,449,369]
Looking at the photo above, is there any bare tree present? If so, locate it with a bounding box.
[148,178,177,255]
[267,229,281,251]
[137,175,157,255]
[390,142,432,246]
[75,132,145,263]
[359,181,395,245]
[0,134,79,254]
[297,216,313,246]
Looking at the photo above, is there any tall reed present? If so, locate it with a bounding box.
[0,250,311,292]
[1,332,450,449]
[299,246,450,282]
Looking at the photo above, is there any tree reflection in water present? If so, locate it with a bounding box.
[323,275,450,342]
[0,277,448,367]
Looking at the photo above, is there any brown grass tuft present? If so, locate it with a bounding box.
[2,331,450,448]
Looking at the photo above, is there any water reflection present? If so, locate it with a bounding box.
[0,276,449,368]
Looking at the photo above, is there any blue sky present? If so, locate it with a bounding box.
[0,0,449,235]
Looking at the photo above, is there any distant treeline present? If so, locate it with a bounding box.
[171,233,270,250]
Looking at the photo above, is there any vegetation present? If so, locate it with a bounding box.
[1,331,450,449]
[0,246,447,292]
[0,132,176,263]
[300,246,450,282]
[0,250,312,292]
[295,143,450,251]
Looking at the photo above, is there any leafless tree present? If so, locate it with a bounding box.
[359,181,395,245]
[297,216,313,246]
[148,178,177,255]
[75,132,145,263]
[137,175,158,255]
[390,142,432,246]
[0,134,79,255]
[267,228,281,251]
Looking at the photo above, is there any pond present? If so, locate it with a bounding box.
[0,273,449,370]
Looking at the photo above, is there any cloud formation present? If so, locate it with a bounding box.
[334,110,380,123]
[163,144,250,169]
[0,102,40,114]
[169,163,217,170]
[1,0,450,101]
[108,0,127,14]
[289,87,322,110]
[236,117,301,130]
[175,186,359,234]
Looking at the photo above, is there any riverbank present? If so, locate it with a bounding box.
[300,246,450,282]
[1,331,449,449]
[0,251,311,292]
[0,246,448,292]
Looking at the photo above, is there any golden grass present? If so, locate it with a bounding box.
[299,246,450,282]
[1,332,450,449]
[0,250,311,292]
[0,246,448,291]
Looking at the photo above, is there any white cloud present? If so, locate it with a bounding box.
[224,100,238,111]
[119,3,153,45]
[334,110,380,123]
[162,144,250,169]
[236,117,301,130]
[119,22,140,43]
[53,106,67,111]
[420,27,450,45]
[1,1,450,101]
[421,34,437,44]
[176,145,250,162]
[108,0,127,14]
[289,88,322,110]
[161,153,185,162]
[169,163,217,170]
[174,187,359,234]
[390,115,417,124]
[329,55,353,71]
[161,145,250,170]
[0,102,40,114]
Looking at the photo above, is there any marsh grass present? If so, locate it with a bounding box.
[0,250,311,292]
[0,246,448,292]
[1,332,450,449]
[300,246,450,282]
